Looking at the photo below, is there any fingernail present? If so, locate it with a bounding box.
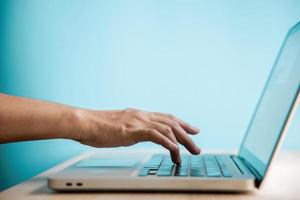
[188,123,199,132]
[193,146,201,154]
[193,126,200,132]
[177,157,182,164]
[196,147,201,154]
[174,155,181,164]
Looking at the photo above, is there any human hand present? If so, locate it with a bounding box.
[74,108,201,164]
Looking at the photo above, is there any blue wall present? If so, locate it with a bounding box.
[0,0,299,191]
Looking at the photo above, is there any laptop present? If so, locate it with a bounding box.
[48,21,300,192]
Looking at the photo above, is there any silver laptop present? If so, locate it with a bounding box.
[48,21,300,192]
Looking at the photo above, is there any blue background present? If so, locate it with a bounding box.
[0,0,299,191]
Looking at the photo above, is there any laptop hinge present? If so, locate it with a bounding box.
[239,157,262,187]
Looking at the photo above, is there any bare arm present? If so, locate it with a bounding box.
[0,93,201,164]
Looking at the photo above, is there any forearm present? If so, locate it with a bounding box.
[0,93,81,143]
[0,93,201,164]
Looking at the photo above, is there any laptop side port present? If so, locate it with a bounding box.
[76,182,83,186]
[65,182,73,186]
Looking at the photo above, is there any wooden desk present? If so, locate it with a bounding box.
[1,150,300,200]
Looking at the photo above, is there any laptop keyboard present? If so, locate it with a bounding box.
[139,154,232,177]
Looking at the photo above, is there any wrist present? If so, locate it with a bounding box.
[64,107,105,144]
[61,107,87,141]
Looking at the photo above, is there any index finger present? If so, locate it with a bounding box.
[152,112,200,134]
[132,128,181,164]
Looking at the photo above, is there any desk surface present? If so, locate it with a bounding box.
[1,150,300,200]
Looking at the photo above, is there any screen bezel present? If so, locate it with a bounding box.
[238,22,300,188]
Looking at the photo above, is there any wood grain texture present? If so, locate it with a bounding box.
[1,150,299,200]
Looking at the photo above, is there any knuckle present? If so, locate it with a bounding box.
[126,107,136,111]
[124,121,135,129]
[169,121,179,128]
[165,126,173,134]
[130,109,144,119]
[135,129,149,142]
[119,126,132,145]
[164,133,172,139]
[172,144,179,152]
[119,125,127,136]
[147,129,157,137]
[125,108,139,115]
[163,128,173,138]
[118,125,128,137]
[167,113,175,119]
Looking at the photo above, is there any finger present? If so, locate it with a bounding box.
[150,115,201,155]
[152,112,200,134]
[132,129,181,164]
[145,121,181,164]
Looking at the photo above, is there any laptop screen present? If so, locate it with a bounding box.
[239,22,300,179]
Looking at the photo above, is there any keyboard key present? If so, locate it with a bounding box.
[159,165,173,170]
[157,164,174,176]
[222,171,232,177]
[190,169,205,177]
[161,157,174,166]
[144,155,163,167]
[191,156,204,166]
[143,165,160,170]
[157,171,172,176]
[148,169,157,175]
[206,171,221,177]
[175,165,188,175]
[190,165,205,171]
[175,172,188,176]
[220,167,232,177]
[174,165,188,176]
[216,156,232,177]
[180,155,189,166]
[139,169,149,176]
[203,155,222,177]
